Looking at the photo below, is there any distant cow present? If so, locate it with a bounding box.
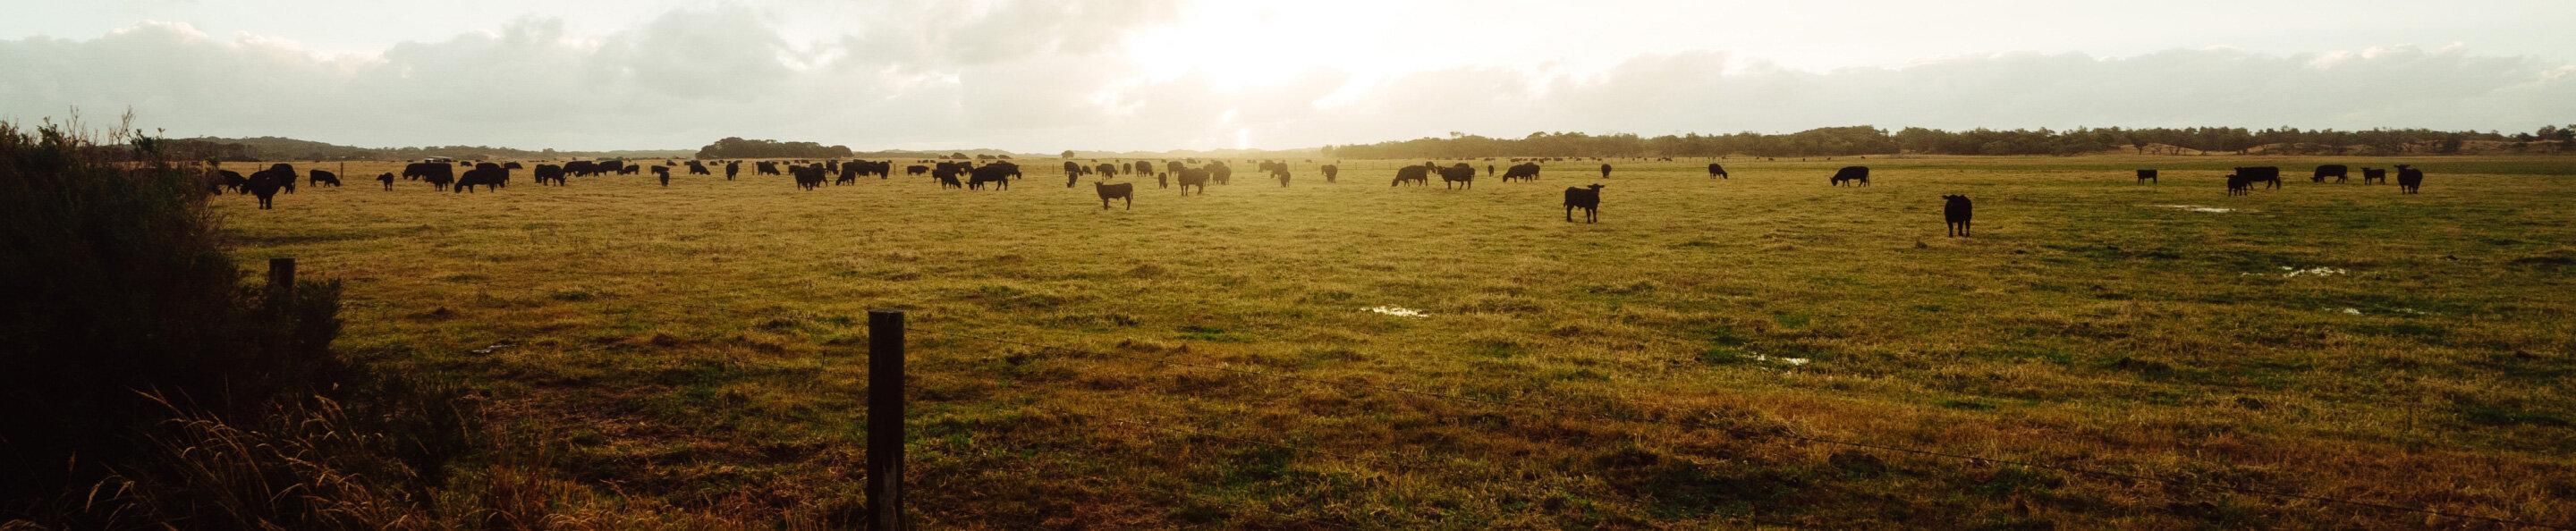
[725,161,741,180]
[1598,164,1612,179]
[402,162,453,184]
[454,163,507,193]
[1274,168,1292,187]
[905,164,929,176]
[1502,163,1540,182]
[1096,163,1118,178]
[969,164,1014,190]
[2314,164,2348,183]
[565,160,598,177]
[2136,169,2157,184]
[1096,181,1133,210]
[1320,164,1339,183]
[1208,162,1233,185]
[308,169,341,187]
[2226,173,2250,196]
[533,164,567,186]
[2396,164,2423,194]
[1438,163,1475,190]
[504,162,523,170]
[1831,166,1870,187]
[1707,164,1728,179]
[1063,161,1083,176]
[2361,167,2387,184]
[1943,195,1973,237]
[1176,168,1210,196]
[2236,166,2282,190]
[214,170,248,194]
[376,173,394,190]
[1392,164,1432,187]
[655,165,672,187]
[688,161,710,175]
[792,164,826,190]
[758,161,782,176]
[1563,184,1605,223]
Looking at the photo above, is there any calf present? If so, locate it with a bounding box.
[2396,164,2424,194]
[376,173,394,190]
[1563,184,1605,223]
[2361,167,2387,184]
[1943,195,1973,237]
[1707,164,1728,179]
[308,169,342,187]
[2225,173,2250,196]
[1831,166,1870,187]
[2314,164,2348,183]
[1096,181,1134,210]
[2135,169,2157,184]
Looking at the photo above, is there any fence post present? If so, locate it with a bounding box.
[866,309,906,531]
[266,257,296,306]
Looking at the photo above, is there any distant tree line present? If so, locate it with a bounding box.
[1321,125,2576,158]
[694,137,855,159]
[150,136,690,162]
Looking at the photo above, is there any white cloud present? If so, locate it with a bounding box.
[1,4,2572,153]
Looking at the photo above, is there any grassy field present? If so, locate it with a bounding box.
[208,155,2574,528]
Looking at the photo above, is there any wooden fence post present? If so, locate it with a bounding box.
[866,309,907,531]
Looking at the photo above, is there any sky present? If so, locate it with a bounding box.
[3,0,2572,152]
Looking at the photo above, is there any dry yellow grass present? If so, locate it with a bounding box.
[209,155,2575,528]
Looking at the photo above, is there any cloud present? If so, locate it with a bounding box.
[2,7,2570,153]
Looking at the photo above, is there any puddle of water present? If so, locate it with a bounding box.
[1362,306,1428,317]
[2155,205,2243,214]
[2244,266,2349,278]
[1749,354,1810,367]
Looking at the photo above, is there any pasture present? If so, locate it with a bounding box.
[210,156,2575,528]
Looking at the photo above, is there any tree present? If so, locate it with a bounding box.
[1061,150,1075,158]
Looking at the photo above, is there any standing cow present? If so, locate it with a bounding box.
[1598,164,1613,179]
[1943,195,1973,237]
[2396,165,2424,194]
[1831,166,1870,187]
[1563,184,1605,223]
[2135,169,2157,184]
[2314,164,2349,183]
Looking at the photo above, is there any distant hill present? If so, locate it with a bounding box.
[164,136,692,162]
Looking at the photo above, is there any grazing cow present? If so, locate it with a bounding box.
[2361,167,2387,184]
[1208,162,1233,185]
[2136,169,2158,184]
[1320,164,1339,182]
[1831,166,1870,187]
[610,161,638,175]
[2396,164,2424,194]
[308,169,341,187]
[969,164,1016,190]
[1392,164,1432,187]
[534,164,567,186]
[2235,166,2282,190]
[565,160,598,177]
[213,170,248,194]
[905,164,929,176]
[1563,184,1605,223]
[1063,161,1083,176]
[402,162,453,183]
[725,161,741,180]
[1502,163,1540,182]
[2225,173,2250,196]
[246,164,293,209]
[935,168,964,189]
[1599,164,1612,179]
[1176,168,1210,196]
[792,164,827,190]
[504,162,523,170]
[454,163,507,193]
[1097,181,1134,209]
[1487,164,1496,177]
[835,164,860,185]
[1943,195,1973,237]
[758,161,783,176]
[1095,163,1118,178]
[2314,164,2348,183]
[1707,164,1728,179]
[655,165,672,187]
[1274,168,1292,187]
[376,173,394,190]
[1438,163,1475,190]
[688,161,711,175]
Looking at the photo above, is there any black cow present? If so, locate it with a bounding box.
[1320,164,1339,183]
[246,164,293,209]
[2361,167,2387,184]
[1392,164,1432,187]
[1707,164,1728,179]
[1095,163,1118,178]
[655,165,672,187]
[1208,162,1233,185]
[1438,163,1475,190]
[1502,163,1540,182]
[402,162,453,183]
[533,164,566,186]
[758,161,782,176]
[725,161,741,180]
[2236,166,2282,190]
[2226,173,2250,196]
[308,169,341,187]
[1176,168,1210,196]
[1563,184,1605,223]
[1063,161,1083,176]
[565,160,598,177]
[1097,181,1134,210]
[454,163,507,193]
[2396,164,2423,194]
[1599,164,1612,179]
[905,164,929,176]
[969,164,1016,190]
[2136,169,2158,184]
[1831,166,1870,187]
[2314,164,2348,183]
[689,161,711,175]
[792,165,827,190]
[504,162,523,170]
[1944,195,1973,237]
[1274,168,1292,187]
[376,173,394,190]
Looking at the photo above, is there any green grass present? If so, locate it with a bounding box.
[216,155,2576,528]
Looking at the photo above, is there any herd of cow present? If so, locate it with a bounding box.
[202,157,2431,233]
